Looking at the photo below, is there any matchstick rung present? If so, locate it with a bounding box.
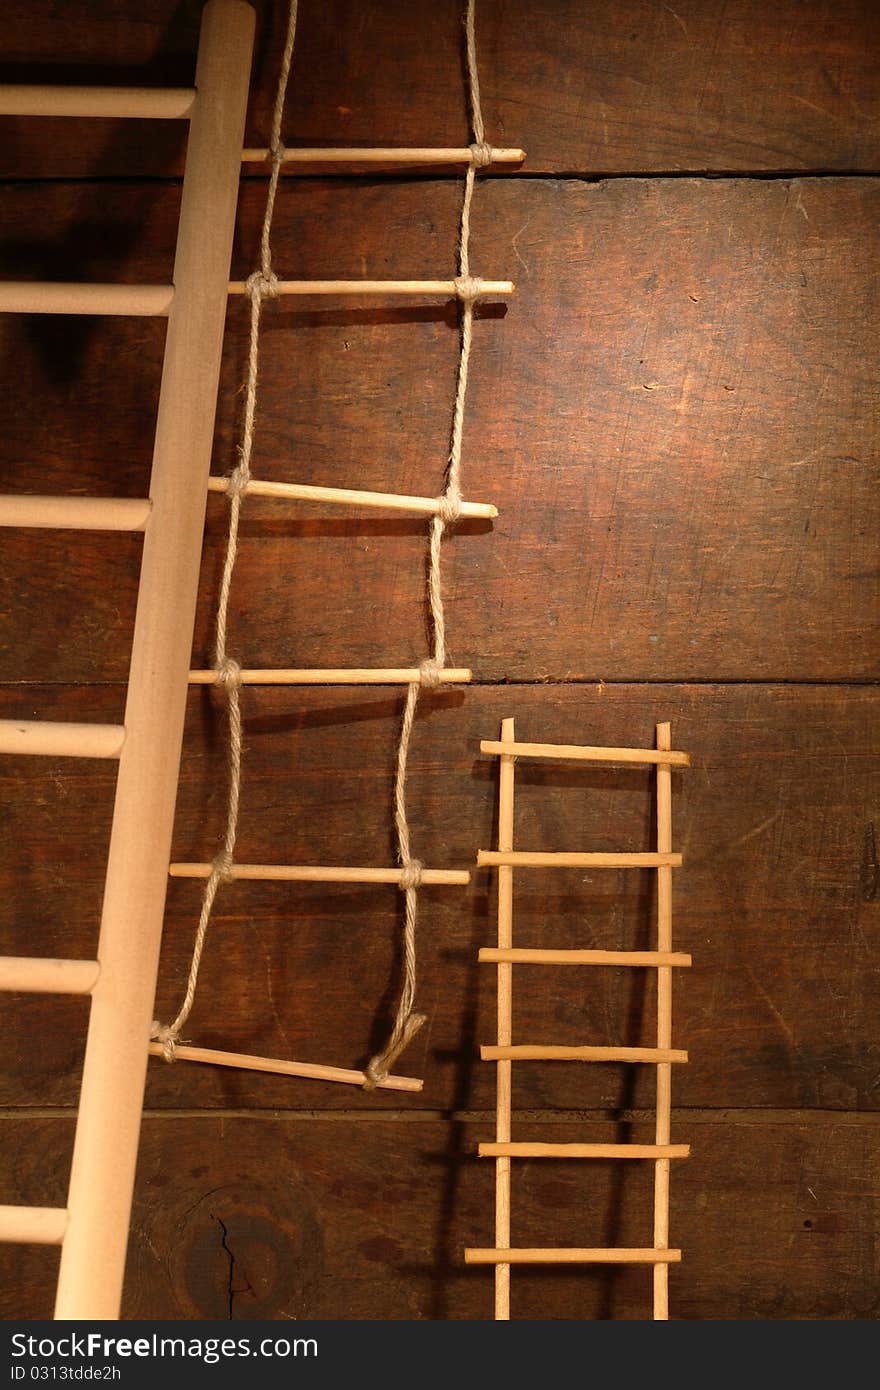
[188,668,472,686]
[478,1142,690,1159]
[0,495,152,532]
[241,145,526,166]
[0,1206,68,1246]
[478,948,692,967]
[464,1247,681,1266]
[480,739,690,767]
[0,957,100,995]
[0,86,195,119]
[227,278,514,298]
[147,1041,422,1093]
[0,720,125,759]
[207,475,497,518]
[169,862,470,886]
[481,1045,688,1064]
[0,283,173,316]
[477,850,682,870]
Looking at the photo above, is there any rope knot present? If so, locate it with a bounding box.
[245,269,280,301]
[454,275,483,303]
[418,658,444,689]
[212,848,236,882]
[399,859,424,891]
[226,464,250,499]
[215,657,242,691]
[469,141,493,168]
[437,483,463,525]
[150,1021,178,1063]
[362,1013,427,1090]
[269,139,287,165]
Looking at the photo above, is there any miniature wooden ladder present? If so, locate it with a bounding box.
[465,718,691,1320]
[0,0,254,1320]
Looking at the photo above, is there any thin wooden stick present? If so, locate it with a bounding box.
[495,717,516,1320]
[241,145,525,165]
[478,850,682,869]
[481,1045,688,1063]
[0,957,100,995]
[479,1143,690,1160]
[55,0,255,1322]
[0,495,152,531]
[228,278,514,297]
[481,739,690,767]
[169,862,470,886]
[654,720,675,1320]
[0,1206,68,1246]
[147,1041,422,1092]
[0,283,173,316]
[0,85,195,119]
[207,474,497,518]
[465,1247,681,1266]
[0,720,124,759]
[478,947,692,967]
[188,667,473,685]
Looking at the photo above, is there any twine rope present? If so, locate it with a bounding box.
[152,1,300,1061]
[364,0,487,1087]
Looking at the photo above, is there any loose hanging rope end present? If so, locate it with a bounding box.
[362,1012,427,1090]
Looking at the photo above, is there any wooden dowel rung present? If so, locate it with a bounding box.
[478,947,691,967]
[478,1143,690,1160]
[227,278,514,298]
[0,1205,68,1245]
[480,739,690,767]
[0,283,173,316]
[0,495,152,532]
[207,475,497,518]
[0,957,100,995]
[148,1041,422,1093]
[169,862,470,886]
[465,1247,681,1266]
[477,850,682,870]
[481,1045,688,1064]
[0,720,124,759]
[241,145,526,165]
[0,85,196,119]
[188,667,472,686]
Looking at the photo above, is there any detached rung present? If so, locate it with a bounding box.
[477,850,682,870]
[148,1041,422,1093]
[0,957,99,995]
[169,862,470,886]
[479,1142,690,1160]
[478,948,692,967]
[228,278,514,298]
[481,1045,688,1064]
[207,474,497,519]
[0,1205,68,1245]
[241,145,525,166]
[480,739,690,767]
[188,668,472,686]
[0,283,173,316]
[0,85,195,119]
[0,720,124,758]
[0,495,151,532]
[464,1247,681,1266]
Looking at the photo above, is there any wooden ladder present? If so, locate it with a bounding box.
[0,0,255,1320]
[465,718,691,1319]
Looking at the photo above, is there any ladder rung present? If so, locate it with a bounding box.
[464,1247,681,1266]
[481,739,690,767]
[241,145,526,166]
[0,1205,68,1245]
[0,85,196,119]
[228,278,515,298]
[169,862,470,886]
[0,957,99,995]
[478,947,692,967]
[0,495,152,532]
[0,283,173,316]
[479,1142,690,1159]
[148,1041,422,1093]
[477,850,682,870]
[481,1045,688,1064]
[207,474,497,519]
[0,720,124,758]
[188,668,473,686]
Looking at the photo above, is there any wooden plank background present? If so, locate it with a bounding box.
[0,0,877,1319]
